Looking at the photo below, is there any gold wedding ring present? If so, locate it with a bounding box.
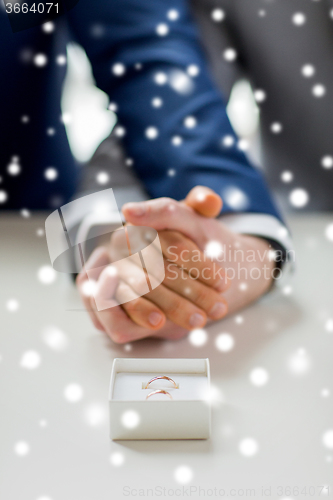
[144,375,178,389]
[146,389,173,400]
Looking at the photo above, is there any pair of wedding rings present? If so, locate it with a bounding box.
[145,376,177,400]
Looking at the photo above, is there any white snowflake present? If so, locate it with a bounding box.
[205,241,224,259]
[7,161,21,176]
[108,102,118,112]
[312,84,326,98]
[0,190,8,203]
[61,112,71,125]
[189,329,207,346]
[271,122,283,134]
[184,116,197,128]
[238,139,249,151]
[174,465,194,485]
[239,438,259,457]
[37,265,57,284]
[223,48,237,62]
[223,186,249,210]
[42,326,69,351]
[301,64,315,78]
[145,127,159,139]
[288,348,311,375]
[34,53,48,67]
[171,135,183,146]
[151,97,163,108]
[323,430,333,449]
[42,21,55,33]
[167,9,179,21]
[321,156,333,169]
[114,125,126,137]
[169,70,193,94]
[6,299,20,312]
[215,333,234,352]
[289,188,309,208]
[292,12,306,26]
[90,24,105,37]
[112,63,126,76]
[110,452,125,466]
[21,209,30,218]
[84,404,107,427]
[44,167,58,181]
[281,171,293,183]
[187,64,200,77]
[325,224,333,245]
[121,410,140,429]
[222,135,235,147]
[56,55,66,66]
[154,72,168,85]
[64,383,83,403]
[254,89,266,103]
[14,441,30,456]
[156,23,169,36]
[250,367,269,386]
[96,171,110,185]
[211,9,225,22]
[20,350,41,370]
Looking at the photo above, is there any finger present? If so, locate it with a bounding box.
[78,281,105,331]
[113,256,208,329]
[159,231,229,292]
[115,281,166,330]
[92,264,120,311]
[78,246,111,282]
[94,299,164,344]
[183,186,223,217]
[144,283,207,330]
[113,249,227,322]
[113,229,229,293]
[122,197,207,247]
[163,262,228,320]
[76,247,111,331]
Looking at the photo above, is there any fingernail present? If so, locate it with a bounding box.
[215,278,228,292]
[209,302,227,319]
[148,311,163,326]
[189,312,206,328]
[125,202,146,217]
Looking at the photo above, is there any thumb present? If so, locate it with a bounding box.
[183,186,223,217]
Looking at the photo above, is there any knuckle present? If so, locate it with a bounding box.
[193,287,210,306]
[124,298,141,315]
[160,198,178,215]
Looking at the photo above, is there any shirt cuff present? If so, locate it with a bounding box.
[219,213,295,284]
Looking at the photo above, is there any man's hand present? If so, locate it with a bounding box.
[76,187,276,343]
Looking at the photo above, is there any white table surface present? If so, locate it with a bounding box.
[1,213,333,500]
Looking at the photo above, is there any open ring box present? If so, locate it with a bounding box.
[109,358,211,440]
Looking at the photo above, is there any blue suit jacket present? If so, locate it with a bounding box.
[0,0,281,221]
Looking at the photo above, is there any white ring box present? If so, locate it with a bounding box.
[109,358,211,440]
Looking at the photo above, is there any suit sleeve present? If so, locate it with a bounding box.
[67,0,283,220]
